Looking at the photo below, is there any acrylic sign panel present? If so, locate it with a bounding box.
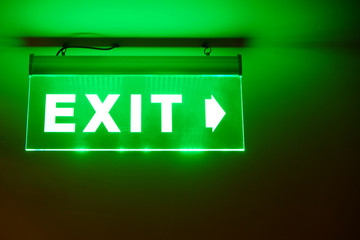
[26,75,244,151]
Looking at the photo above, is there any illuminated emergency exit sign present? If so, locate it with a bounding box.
[25,56,244,151]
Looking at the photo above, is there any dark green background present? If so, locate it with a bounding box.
[0,0,359,239]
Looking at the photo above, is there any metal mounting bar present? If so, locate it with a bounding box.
[23,37,249,48]
[29,55,242,75]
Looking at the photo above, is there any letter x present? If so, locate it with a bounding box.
[83,94,120,132]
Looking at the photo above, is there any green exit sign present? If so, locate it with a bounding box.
[26,56,244,151]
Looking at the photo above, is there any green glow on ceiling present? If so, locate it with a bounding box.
[1,0,357,43]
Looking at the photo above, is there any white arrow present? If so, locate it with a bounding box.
[205,95,226,132]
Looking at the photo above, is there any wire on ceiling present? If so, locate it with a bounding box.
[56,43,120,56]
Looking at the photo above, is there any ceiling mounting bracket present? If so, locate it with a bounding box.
[202,42,212,56]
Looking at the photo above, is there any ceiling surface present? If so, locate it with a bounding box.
[0,0,359,43]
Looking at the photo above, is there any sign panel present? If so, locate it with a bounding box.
[26,75,244,151]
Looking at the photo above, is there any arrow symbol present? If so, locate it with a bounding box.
[205,95,226,132]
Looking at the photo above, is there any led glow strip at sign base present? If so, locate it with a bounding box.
[26,56,244,152]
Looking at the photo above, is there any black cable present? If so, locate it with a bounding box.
[56,43,119,56]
